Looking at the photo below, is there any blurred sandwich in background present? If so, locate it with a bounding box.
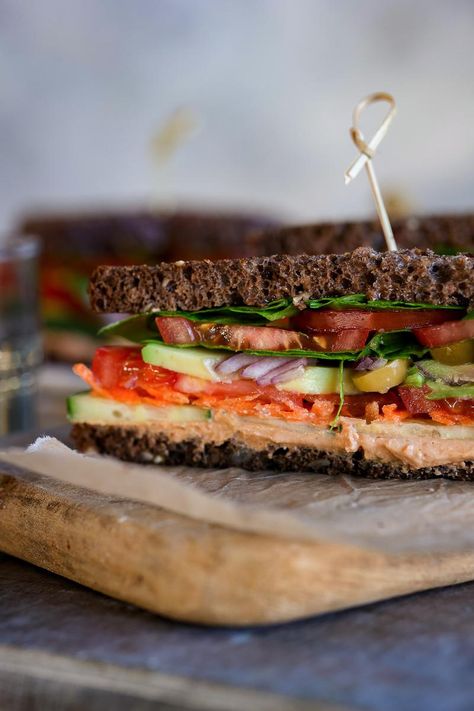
[19,207,279,362]
[246,213,474,257]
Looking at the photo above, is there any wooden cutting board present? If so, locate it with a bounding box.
[2,451,474,626]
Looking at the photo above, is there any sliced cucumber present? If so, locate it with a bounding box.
[67,392,210,424]
[278,366,359,395]
[141,343,226,381]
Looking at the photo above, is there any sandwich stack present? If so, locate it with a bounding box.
[69,247,474,480]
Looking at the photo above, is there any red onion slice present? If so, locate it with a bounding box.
[215,353,260,375]
[242,357,293,380]
[354,357,387,371]
[271,364,306,384]
[258,358,308,385]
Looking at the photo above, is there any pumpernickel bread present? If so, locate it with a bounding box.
[71,423,474,481]
[89,247,474,314]
[245,214,474,257]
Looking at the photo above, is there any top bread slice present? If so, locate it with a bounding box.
[89,247,474,314]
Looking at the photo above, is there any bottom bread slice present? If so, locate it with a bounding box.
[71,423,474,481]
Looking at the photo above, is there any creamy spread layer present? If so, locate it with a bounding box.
[80,408,474,469]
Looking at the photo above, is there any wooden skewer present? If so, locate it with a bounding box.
[345,92,398,252]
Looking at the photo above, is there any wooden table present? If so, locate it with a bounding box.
[2,375,474,710]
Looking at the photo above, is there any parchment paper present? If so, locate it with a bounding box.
[2,436,474,555]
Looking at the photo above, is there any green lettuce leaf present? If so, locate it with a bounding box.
[155,299,299,325]
[100,295,464,343]
[99,299,299,339]
[364,331,428,360]
[329,361,345,429]
[99,313,158,342]
[426,382,474,400]
[307,294,463,311]
[139,330,428,363]
[403,367,425,388]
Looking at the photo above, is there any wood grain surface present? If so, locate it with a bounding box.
[2,458,474,626]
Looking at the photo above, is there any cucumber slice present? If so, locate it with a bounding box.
[278,366,359,395]
[142,343,226,381]
[67,392,210,424]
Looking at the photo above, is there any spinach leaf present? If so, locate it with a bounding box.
[100,299,299,337]
[156,299,299,324]
[139,330,428,363]
[329,361,345,429]
[307,294,463,311]
[426,382,474,400]
[99,313,157,342]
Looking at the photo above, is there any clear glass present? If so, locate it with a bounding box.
[0,236,42,436]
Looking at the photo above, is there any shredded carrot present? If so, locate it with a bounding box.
[430,409,474,426]
[365,401,380,423]
[377,403,411,423]
[72,364,109,398]
[310,399,336,423]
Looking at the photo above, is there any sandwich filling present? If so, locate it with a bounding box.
[70,295,474,468]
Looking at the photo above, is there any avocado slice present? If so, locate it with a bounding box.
[415,360,474,386]
[141,343,227,381]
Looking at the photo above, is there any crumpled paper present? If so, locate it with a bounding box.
[2,436,474,555]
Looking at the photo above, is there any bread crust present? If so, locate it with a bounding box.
[71,423,474,481]
[89,247,474,314]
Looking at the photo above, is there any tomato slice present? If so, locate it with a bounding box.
[174,374,271,397]
[155,317,198,344]
[292,308,459,333]
[92,346,141,389]
[155,317,369,352]
[397,385,436,415]
[413,319,474,348]
[398,385,474,423]
[92,346,175,390]
[320,330,370,351]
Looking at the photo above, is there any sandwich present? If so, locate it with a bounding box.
[69,247,474,480]
[19,207,277,361]
[246,213,474,257]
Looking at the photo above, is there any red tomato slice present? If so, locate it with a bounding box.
[155,317,369,352]
[398,385,474,422]
[155,317,198,344]
[320,330,370,351]
[292,308,459,333]
[174,374,261,397]
[92,346,141,389]
[413,319,474,347]
[92,346,175,390]
[397,385,436,415]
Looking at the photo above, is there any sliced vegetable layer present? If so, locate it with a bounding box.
[75,296,473,430]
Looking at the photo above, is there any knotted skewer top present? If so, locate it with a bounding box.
[345,92,398,251]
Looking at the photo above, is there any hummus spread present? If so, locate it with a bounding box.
[85,407,474,469]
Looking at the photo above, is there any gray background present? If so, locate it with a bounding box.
[1,0,473,232]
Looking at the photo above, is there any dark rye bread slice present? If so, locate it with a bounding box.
[71,423,474,481]
[245,213,474,256]
[89,247,474,314]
